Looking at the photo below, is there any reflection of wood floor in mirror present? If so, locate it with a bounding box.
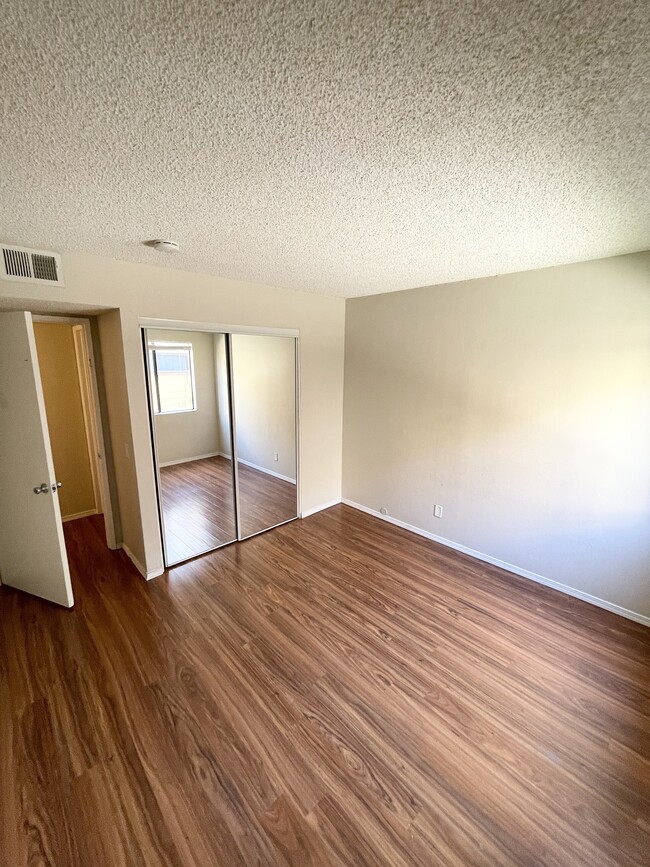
[159,456,237,564]
[237,461,298,540]
[159,455,297,564]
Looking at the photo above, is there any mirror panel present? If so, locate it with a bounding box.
[231,334,298,539]
[146,328,237,565]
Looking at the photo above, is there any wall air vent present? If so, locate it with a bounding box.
[0,243,64,286]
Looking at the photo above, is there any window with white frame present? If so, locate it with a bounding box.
[148,341,197,414]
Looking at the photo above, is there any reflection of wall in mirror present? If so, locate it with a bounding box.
[149,330,220,466]
[232,335,296,482]
[214,333,232,459]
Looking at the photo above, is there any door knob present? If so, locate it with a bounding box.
[51,481,62,492]
[33,482,49,495]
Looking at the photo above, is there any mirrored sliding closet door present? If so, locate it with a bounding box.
[231,334,298,539]
[144,327,299,566]
[145,328,237,566]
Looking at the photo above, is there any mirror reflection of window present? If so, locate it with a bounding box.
[148,342,196,414]
[145,330,237,565]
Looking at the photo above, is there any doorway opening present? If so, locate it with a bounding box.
[0,310,119,608]
[32,315,116,549]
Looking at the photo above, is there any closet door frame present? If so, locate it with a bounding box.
[141,326,173,567]
[139,319,301,565]
[141,327,240,566]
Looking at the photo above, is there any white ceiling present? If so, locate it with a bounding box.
[1,1,648,297]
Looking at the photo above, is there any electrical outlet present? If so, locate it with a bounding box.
[434,504,443,518]
[274,452,279,461]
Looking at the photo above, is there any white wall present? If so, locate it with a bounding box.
[148,329,220,465]
[231,334,297,481]
[0,252,346,577]
[343,252,650,621]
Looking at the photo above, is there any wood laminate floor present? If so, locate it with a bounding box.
[159,456,238,563]
[159,456,297,563]
[1,505,648,866]
[236,460,297,539]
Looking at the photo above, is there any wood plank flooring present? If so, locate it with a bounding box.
[1,505,649,866]
[159,456,297,564]
[236,460,297,539]
[159,456,237,563]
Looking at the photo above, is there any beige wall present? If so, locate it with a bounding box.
[89,315,122,544]
[343,252,650,620]
[97,310,142,558]
[0,252,346,577]
[231,334,297,481]
[147,329,220,465]
[33,322,96,519]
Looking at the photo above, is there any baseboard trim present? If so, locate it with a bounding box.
[218,452,297,485]
[120,544,165,581]
[342,500,650,628]
[301,498,342,518]
[62,509,98,522]
[237,457,296,485]
[159,451,220,468]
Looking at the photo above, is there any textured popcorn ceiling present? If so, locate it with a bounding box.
[1,1,649,297]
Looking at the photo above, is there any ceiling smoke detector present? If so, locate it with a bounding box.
[149,239,179,253]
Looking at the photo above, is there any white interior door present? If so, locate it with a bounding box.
[0,311,74,607]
